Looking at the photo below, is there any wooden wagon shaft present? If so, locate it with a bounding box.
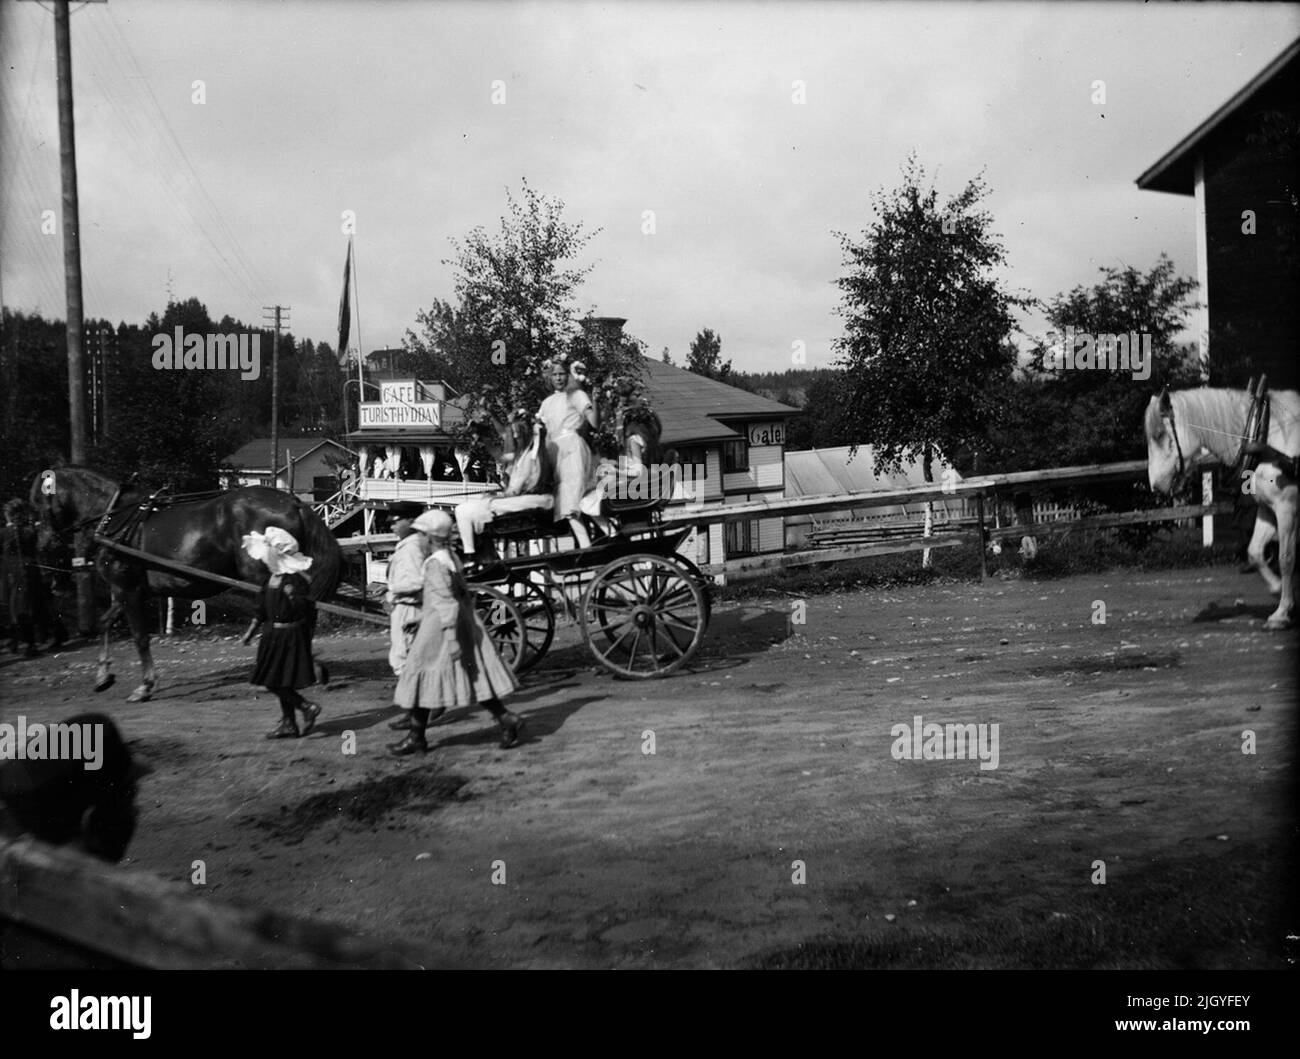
[93,537,389,627]
[659,458,1169,529]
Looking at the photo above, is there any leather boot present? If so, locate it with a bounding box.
[390,708,430,755]
[389,730,428,755]
[266,718,300,740]
[298,701,322,736]
[496,711,524,749]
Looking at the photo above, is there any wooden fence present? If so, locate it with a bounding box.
[665,457,1232,581]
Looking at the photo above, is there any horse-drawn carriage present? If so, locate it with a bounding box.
[463,491,713,680]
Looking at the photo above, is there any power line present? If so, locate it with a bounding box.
[78,12,260,307]
[102,9,269,298]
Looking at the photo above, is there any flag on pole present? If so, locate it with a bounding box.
[337,237,353,366]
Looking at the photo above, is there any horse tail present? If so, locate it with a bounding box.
[294,498,343,602]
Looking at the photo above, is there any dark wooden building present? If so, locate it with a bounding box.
[1137,39,1300,389]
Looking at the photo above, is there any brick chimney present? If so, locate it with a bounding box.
[579,316,627,358]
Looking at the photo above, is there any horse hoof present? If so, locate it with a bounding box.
[127,686,153,703]
[1264,618,1293,631]
[94,674,116,693]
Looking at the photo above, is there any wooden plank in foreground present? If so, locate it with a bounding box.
[0,835,465,969]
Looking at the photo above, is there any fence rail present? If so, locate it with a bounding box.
[672,457,1227,581]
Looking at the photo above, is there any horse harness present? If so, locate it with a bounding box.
[1165,377,1278,489]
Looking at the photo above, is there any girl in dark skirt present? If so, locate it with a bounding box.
[242,528,321,739]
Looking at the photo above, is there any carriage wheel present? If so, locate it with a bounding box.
[591,555,712,647]
[468,585,527,674]
[505,577,555,673]
[581,554,707,679]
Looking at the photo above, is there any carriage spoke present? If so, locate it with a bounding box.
[598,623,638,660]
[656,585,695,609]
[593,619,632,639]
[642,629,663,672]
[659,611,700,634]
[655,621,686,658]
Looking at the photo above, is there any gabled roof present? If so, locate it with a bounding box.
[223,436,355,473]
[639,355,799,446]
[1137,38,1300,196]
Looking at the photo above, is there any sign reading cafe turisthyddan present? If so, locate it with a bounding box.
[359,381,441,428]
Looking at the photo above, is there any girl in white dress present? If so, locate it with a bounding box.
[537,358,598,548]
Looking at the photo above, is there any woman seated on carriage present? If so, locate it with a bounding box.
[577,389,669,536]
[455,410,554,567]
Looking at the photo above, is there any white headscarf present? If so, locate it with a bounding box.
[242,526,314,576]
[411,509,453,542]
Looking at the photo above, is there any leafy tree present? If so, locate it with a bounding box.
[94,297,246,489]
[404,179,633,424]
[686,327,731,383]
[832,156,1033,481]
[982,255,1201,473]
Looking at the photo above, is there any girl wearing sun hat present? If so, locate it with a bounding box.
[242,527,322,739]
[389,509,524,755]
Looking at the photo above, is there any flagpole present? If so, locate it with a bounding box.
[352,237,363,400]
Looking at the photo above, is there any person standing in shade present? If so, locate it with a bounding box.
[1,499,46,657]
[389,509,523,755]
[242,527,322,739]
[385,516,428,733]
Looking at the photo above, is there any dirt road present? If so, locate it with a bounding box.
[2,565,1295,968]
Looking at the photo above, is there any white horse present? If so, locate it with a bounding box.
[1144,387,1299,629]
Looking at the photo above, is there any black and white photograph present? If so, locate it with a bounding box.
[0,0,1296,1015]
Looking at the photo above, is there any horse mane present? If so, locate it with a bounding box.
[1143,395,1167,442]
[1153,387,1300,463]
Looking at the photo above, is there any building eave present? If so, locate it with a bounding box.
[1136,38,1300,196]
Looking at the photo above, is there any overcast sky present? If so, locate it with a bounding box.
[2,0,1297,374]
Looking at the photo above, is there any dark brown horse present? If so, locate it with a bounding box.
[29,466,342,701]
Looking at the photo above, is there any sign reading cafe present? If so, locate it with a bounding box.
[748,421,784,446]
[359,381,440,428]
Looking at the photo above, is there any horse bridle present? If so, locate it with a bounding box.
[1163,396,1188,485]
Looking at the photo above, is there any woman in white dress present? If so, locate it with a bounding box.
[537,358,598,548]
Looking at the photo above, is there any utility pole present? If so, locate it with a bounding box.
[263,305,290,489]
[22,0,109,635]
[54,0,88,465]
